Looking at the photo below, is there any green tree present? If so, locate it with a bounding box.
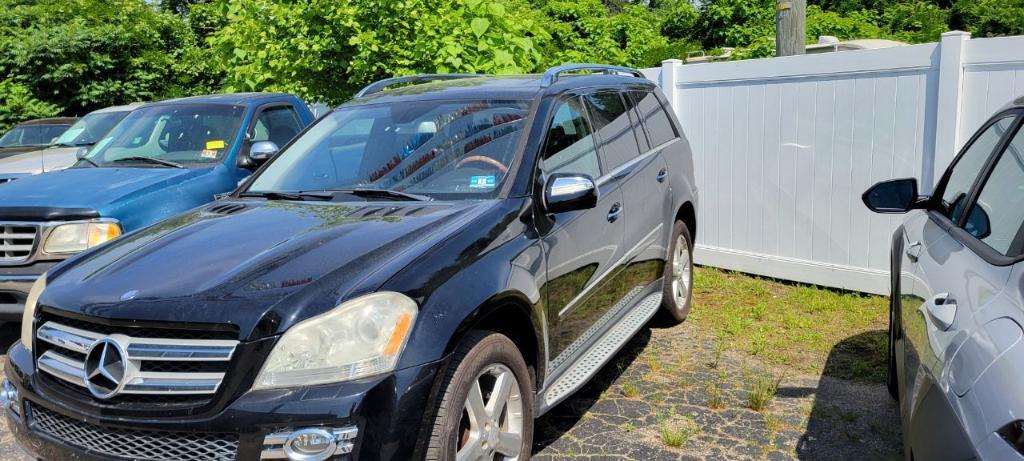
[953,0,1024,37]
[208,0,548,104]
[0,80,61,132]
[880,1,949,43]
[0,0,215,119]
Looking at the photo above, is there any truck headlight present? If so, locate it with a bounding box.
[253,292,418,390]
[20,274,46,352]
[43,221,122,254]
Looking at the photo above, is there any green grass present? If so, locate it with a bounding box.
[746,372,781,412]
[659,414,700,448]
[689,267,889,383]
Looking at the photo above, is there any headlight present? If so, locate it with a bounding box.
[253,292,418,390]
[43,221,121,254]
[20,274,46,352]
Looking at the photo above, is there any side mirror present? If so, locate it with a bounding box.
[863,178,923,214]
[248,141,279,165]
[75,147,89,160]
[544,173,598,214]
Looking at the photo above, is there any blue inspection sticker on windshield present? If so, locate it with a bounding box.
[469,175,496,189]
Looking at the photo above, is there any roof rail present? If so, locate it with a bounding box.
[540,64,646,88]
[355,74,482,98]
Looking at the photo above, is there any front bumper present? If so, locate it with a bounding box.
[4,342,445,460]
[0,262,55,321]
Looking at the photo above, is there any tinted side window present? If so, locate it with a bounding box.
[632,91,677,147]
[939,116,1015,222]
[253,106,303,147]
[541,97,601,179]
[965,124,1024,257]
[585,92,643,170]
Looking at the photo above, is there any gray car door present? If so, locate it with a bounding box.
[901,112,1020,460]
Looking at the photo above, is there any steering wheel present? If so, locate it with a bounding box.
[455,155,509,174]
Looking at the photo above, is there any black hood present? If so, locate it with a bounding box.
[41,199,494,339]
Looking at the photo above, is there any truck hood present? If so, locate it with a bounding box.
[41,199,493,339]
[0,167,215,213]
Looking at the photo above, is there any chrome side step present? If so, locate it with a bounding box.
[538,293,662,413]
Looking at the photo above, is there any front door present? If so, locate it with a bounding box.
[901,112,1021,460]
[536,95,626,372]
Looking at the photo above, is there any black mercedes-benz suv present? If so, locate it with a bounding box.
[4,64,698,461]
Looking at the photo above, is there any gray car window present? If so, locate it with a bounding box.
[632,91,677,148]
[939,116,1015,223]
[967,126,1024,257]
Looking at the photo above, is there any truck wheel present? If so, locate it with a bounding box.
[660,220,694,323]
[425,331,533,461]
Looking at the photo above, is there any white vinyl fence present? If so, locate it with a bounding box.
[642,32,1024,295]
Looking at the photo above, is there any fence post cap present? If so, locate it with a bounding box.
[661,59,684,65]
[941,30,971,38]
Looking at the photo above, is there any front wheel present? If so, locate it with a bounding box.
[660,220,694,323]
[425,331,534,461]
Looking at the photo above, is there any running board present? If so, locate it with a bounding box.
[538,293,662,413]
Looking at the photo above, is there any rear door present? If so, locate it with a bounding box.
[584,90,670,302]
[902,112,1021,460]
[538,95,627,368]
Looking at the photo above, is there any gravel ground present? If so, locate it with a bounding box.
[0,282,902,460]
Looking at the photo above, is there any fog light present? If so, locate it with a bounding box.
[261,426,358,461]
[0,379,18,416]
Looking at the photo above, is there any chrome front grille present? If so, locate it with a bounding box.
[35,321,239,399]
[29,403,239,461]
[0,223,37,264]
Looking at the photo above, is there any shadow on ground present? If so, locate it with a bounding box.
[795,330,903,461]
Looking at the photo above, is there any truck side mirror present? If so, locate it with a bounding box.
[863,178,923,214]
[248,141,279,165]
[76,147,89,160]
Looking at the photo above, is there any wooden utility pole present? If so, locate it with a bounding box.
[776,0,806,57]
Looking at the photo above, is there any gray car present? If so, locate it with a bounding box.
[864,97,1024,460]
[0,104,141,183]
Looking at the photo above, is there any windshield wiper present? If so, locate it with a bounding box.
[76,157,100,168]
[238,190,335,201]
[340,188,433,202]
[112,156,184,169]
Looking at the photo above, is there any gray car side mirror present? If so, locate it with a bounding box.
[863,178,925,214]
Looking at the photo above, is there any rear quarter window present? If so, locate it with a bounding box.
[631,91,677,148]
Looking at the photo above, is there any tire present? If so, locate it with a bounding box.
[660,220,694,324]
[425,331,534,461]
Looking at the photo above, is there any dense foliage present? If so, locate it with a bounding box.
[0,0,1021,130]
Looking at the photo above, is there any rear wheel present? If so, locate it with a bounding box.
[660,220,694,323]
[425,331,533,461]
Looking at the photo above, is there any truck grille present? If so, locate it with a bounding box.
[0,223,37,264]
[29,403,239,461]
[35,318,239,405]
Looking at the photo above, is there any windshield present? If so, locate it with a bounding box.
[0,124,70,147]
[86,104,245,166]
[248,99,530,199]
[53,111,130,147]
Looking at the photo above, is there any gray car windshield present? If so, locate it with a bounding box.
[0,124,69,147]
[86,104,245,167]
[53,111,130,147]
[247,99,530,198]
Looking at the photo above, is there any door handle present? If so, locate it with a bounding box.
[906,241,922,262]
[607,203,622,223]
[926,293,957,331]
[656,168,668,183]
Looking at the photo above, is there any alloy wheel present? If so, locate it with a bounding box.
[671,234,692,308]
[456,364,525,461]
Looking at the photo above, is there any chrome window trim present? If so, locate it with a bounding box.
[595,137,679,187]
